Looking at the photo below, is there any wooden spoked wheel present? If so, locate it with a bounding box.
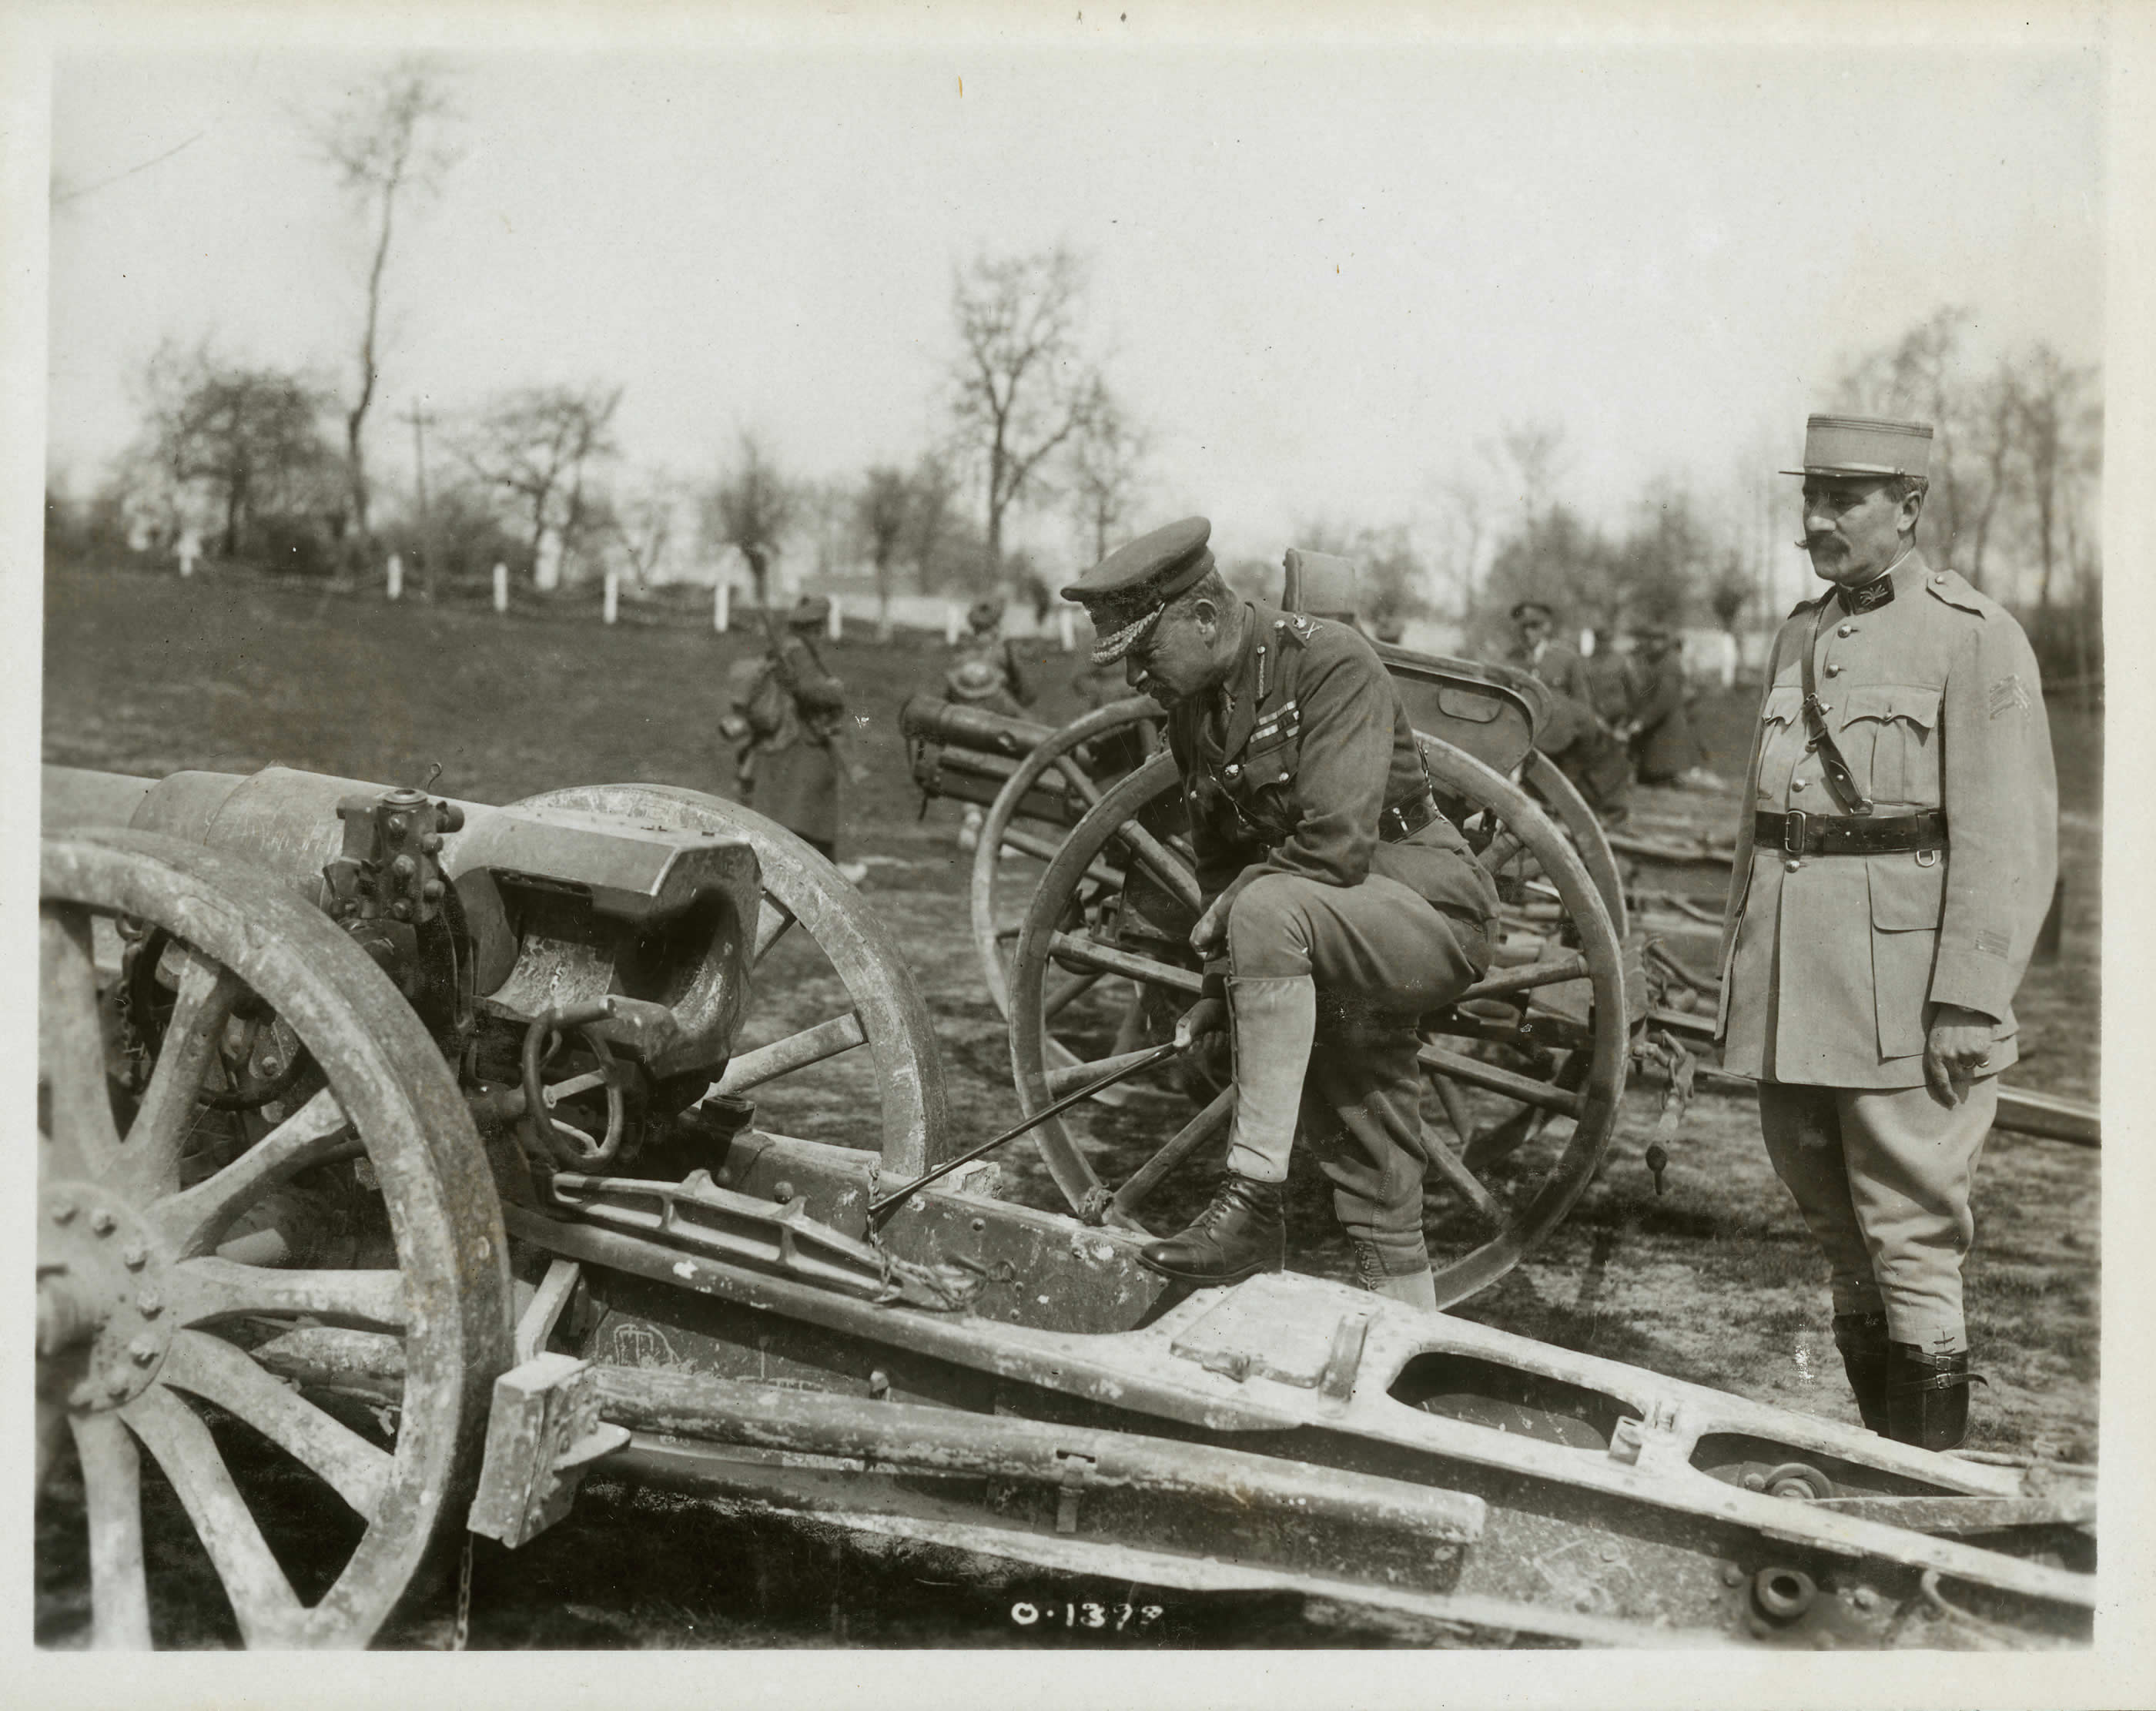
[1006,743,1630,1304]
[969,696,1164,1020]
[38,829,512,1649]
[514,785,951,1179]
[1521,749,1629,942]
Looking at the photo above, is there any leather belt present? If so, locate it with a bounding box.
[1381,792,1441,844]
[1756,809,1947,857]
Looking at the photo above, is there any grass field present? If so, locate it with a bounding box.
[38,558,2103,1646]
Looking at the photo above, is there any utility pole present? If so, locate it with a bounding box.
[404,399,438,601]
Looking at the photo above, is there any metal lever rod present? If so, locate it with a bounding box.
[869,1040,1181,1220]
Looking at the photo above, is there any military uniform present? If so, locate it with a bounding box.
[742,602,848,857]
[1065,518,1498,1305]
[1506,625,1632,820]
[1625,645,1701,785]
[1719,414,2057,1448]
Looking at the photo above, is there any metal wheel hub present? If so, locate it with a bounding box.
[39,1179,175,1412]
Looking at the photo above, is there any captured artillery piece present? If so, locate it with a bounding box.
[38,755,2095,1650]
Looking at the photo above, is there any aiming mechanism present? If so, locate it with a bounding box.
[38,760,2095,1652]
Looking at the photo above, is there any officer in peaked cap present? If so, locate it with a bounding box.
[1717,415,2057,1450]
[1063,518,1500,1310]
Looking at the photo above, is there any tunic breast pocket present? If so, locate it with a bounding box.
[1753,684,1804,802]
[1234,732,1301,832]
[1836,684,1942,806]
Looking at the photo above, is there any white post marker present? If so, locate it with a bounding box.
[945,601,962,645]
[387,554,403,601]
[603,569,619,626]
[715,581,731,633]
[1719,629,1737,689]
[493,562,509,614]
[827,597,842,642]
[1578,628,1595,658]
[176,529,199,579]
[1057,605,1076,653]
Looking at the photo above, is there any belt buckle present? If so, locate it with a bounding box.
[1783,811,1807,856]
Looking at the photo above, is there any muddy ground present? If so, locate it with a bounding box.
[38,561,2101,1648]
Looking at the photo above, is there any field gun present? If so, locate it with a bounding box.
[37,760,2096,1652]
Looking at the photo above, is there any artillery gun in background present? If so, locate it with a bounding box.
[37,756,2094,1651]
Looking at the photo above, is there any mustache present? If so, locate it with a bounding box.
[1798,536,1843,551]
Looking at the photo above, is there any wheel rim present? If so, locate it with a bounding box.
[512,785,950,1177]
[1521,748,1630,941]
[969,697,1163,1019]
[38,829,511,1649]
[1006,743,1630,1304]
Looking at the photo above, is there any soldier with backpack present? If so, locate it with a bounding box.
[721,594,858,869]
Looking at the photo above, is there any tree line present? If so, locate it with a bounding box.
[49,60,1149,619]
[46,58,2101,676]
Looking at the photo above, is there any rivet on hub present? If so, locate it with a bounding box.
[136,1289,164,1318]
[89,1209,118,1236]
[52,1202,78,1226]
[122,1245,149,1271]
[129,1338,159,1367]
[1720,1563,1746,1587]
[105,1376,132,1401]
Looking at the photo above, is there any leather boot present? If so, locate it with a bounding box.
[1138,1174,1285,1285]
[1221,975,1317,1183]
[1832,1311,1891,1435]
[1886,1343,1981,1452]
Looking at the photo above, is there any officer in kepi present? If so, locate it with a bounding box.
[1718,415,2057,1450]
[1063,518,1500,1310]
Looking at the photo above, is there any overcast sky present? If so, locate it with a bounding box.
[41,15,2107,587]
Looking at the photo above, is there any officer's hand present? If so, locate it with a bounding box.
[1189,892,1231,956]
[1173,997,1227,1053]
[1923,1004,1997,1107]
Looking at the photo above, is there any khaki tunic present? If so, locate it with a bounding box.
[1716,553,2057,1088]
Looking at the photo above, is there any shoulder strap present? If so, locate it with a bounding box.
[1799,601,1872,816]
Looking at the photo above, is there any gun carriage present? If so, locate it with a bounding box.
[37,742,2094,1650]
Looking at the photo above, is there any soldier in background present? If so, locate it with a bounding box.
[725,594,855,867]
[1505,600,1632,824]
[1622,625,1702,786]
[952,598,1033,713]
[1718,414,2057,1451]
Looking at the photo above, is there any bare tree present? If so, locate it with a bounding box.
[1958,361,2024,591]
[857,466,912,638]
[1832,305,1968,561]
[134,339,340,559]
[902,452,970,592]
[1425,473,1489,617]
[946,246,1101,588]
[704,432,797,608]
[1484,422,1569,521]
[2016,344,2097,614]
[608,471,685,592]
[1063,378,1150,562]
[312,60,460,574]
[456,383,623,586]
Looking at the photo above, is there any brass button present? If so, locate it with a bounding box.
[1791,778,1808,792]
[1783,859,1802,872]
[1824,663,1843,677]
[1836,624,1856,638]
